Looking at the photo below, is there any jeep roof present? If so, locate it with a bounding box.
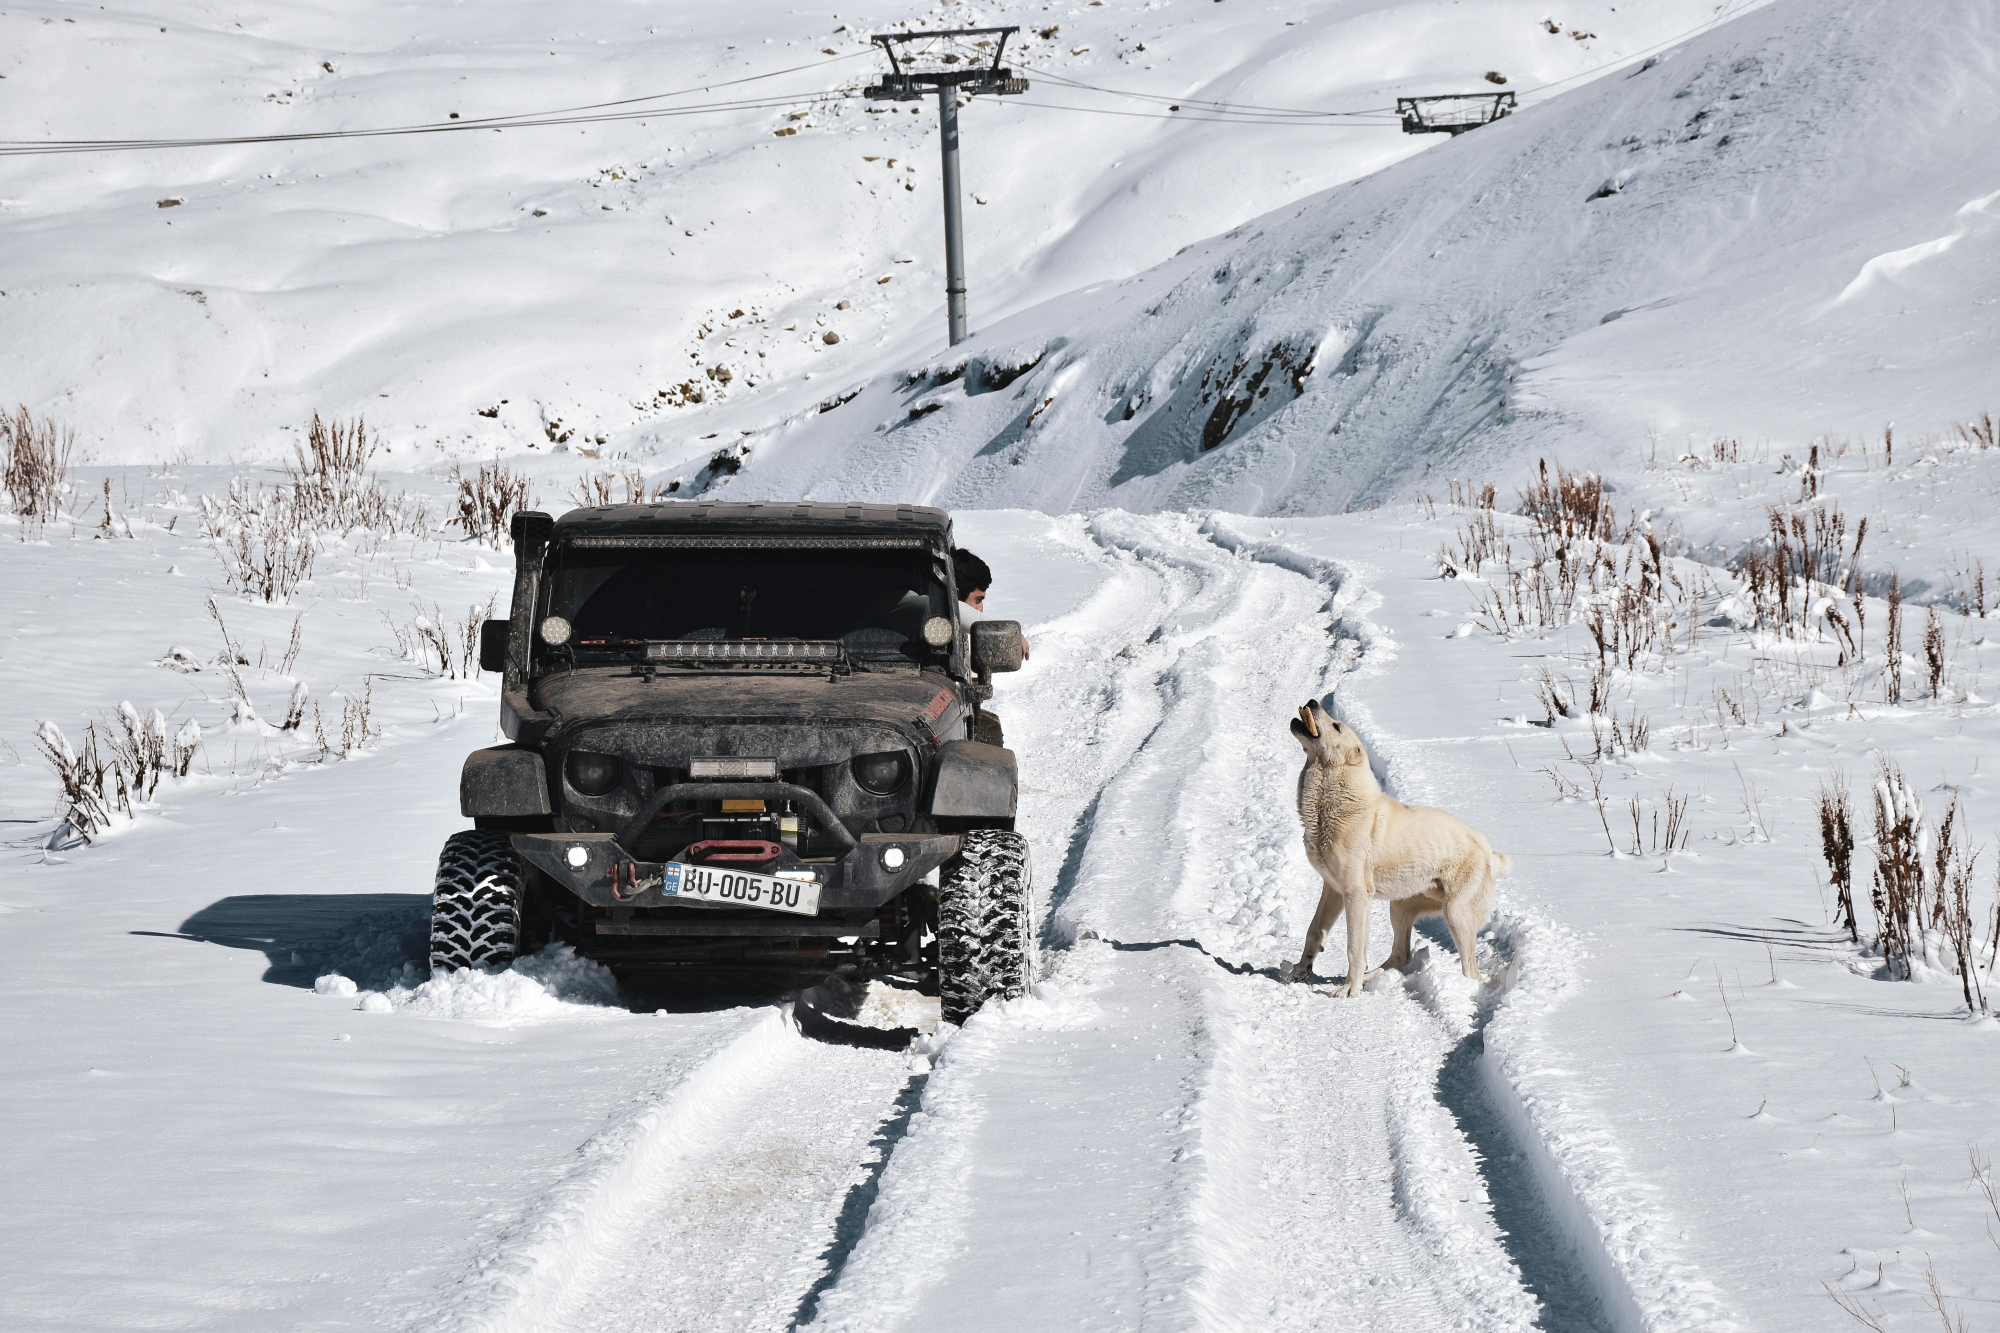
[550,500,953,539]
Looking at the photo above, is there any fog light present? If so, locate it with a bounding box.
[566,845,589,868]
[922,616,954,647]
[540,616,572,646]
[880,846,907,870]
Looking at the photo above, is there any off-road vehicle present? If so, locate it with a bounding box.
[430,501,1031,1024]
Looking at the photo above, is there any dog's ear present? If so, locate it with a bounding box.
[1343,736,1369,766]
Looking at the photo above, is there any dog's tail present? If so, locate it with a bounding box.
[1490,851,1513,877]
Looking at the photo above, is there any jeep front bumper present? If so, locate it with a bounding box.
[510,830,960,919]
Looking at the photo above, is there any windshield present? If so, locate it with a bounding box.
[540,541,947,663]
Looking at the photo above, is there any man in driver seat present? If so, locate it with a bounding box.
[953,548,1024,747]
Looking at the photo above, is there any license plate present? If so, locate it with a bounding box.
[659,861,821,916]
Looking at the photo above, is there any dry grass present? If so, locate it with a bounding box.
[1871,760,1926,978]
[1922,605,1947,699]
[1448,478,1496,511]
[1471,468,1704,666]
[1925,798,1987,1012]
[311,681,377,759]
[449,460,532,547]
[2,405,75,537]
[1730,503,1867,654]
[1517,458,1622,545]
[1947,553,1987,619]
[1534,667,1575,723]
[1884,572,1905,705]
[202,479,317,602]
[284,414,429,536]
[1818,773,1859,942]
[1955,411,1997,451]
[382,597,496,680]
[34,707,202,843]
[568,466,654,508]
[282,681,310,731]
[1436,505,1504,578]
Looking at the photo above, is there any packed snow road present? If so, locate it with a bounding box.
[3,511,1600,1331]
[424,513,1564,1332]
[796,513,1545,1332]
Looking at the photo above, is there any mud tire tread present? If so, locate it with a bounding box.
[429,830,523,970]
[937,829,1033,1026]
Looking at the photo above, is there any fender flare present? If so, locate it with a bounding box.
[460,745,552,818]
[927,739,1017,819]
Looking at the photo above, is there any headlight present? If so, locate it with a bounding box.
[540,616,572,646]
[851,750,911,796]
[565,751,622,796]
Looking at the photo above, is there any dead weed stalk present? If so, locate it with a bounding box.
[2,404,76,537]
[449,460,532,547]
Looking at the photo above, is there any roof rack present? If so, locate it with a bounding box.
[1396,92,1516,137]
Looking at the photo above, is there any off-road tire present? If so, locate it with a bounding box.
[430,830,524,970]
[937,829,1033,1025]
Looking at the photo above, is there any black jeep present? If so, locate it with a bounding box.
[430,501,1032,1024]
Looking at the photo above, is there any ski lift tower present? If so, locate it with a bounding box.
[865,27,1028,346]
[1396,92,1516,136]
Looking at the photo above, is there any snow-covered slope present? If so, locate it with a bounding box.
[726,0,2000,513]
[0,0,1749,471]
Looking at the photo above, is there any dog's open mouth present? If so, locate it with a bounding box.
[1297,704,1319,737]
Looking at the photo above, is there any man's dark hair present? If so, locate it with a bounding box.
[952,548,992,596]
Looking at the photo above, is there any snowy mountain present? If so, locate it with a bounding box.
[3,0,1756,478]
[729,0,2000,513]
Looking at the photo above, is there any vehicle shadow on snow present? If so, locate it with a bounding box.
[141,893,431,988]
[151,897,922,1034]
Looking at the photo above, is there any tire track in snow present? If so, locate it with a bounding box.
[419,1006,918,1333]
[559,1021,918,1333]
[802,513,1542,1330]
[798,515,1211,1332]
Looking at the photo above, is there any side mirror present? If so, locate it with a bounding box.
[970,620,1025,674]
[479,619,510,674]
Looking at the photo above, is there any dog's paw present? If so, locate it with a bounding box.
[1286,959,1315,983]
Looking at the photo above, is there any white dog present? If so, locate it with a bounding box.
[1286,701,1508,994]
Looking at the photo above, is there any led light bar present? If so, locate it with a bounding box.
[646,640,844,662]
[572,535,927,550]
[690,757,781,781]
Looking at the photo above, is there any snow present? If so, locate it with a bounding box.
[2,0,1757,480]
[7,0,2000,1328]
[719,0,2000,514]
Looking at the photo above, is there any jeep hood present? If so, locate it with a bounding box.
[533,667,968,763]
